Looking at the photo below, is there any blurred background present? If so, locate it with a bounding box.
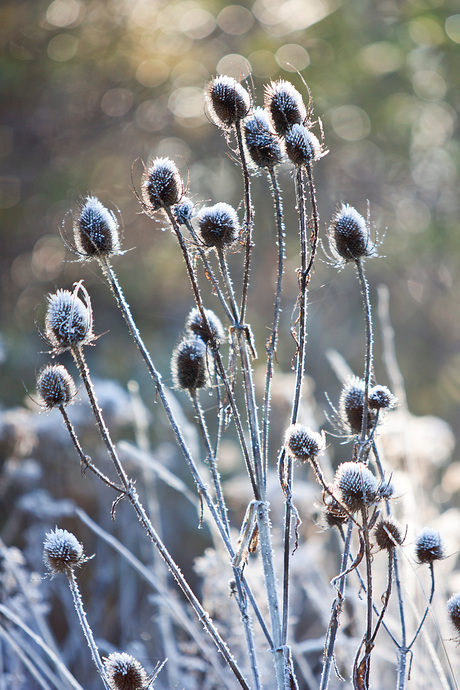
[1,0,460,686]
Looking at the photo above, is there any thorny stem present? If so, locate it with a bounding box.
[66,569,110,689]
[352,509,374,690]
[234,119,254,325]
[70,345,250,689]
[355,258,373,461]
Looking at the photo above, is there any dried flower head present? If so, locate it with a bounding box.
[43,527,86,577]
[173,197,194,225]
[374,517,404,551]
[335,461,379,513]
[104,652,149,690]
[185,307,225,345]
[368,385,397,411]
[447,592,460,636]
[197,202,240,250]
[329,204,375,263]
[74,196,120,258]
[243,107,284,169]
[206,75,251,129]
[284,124,322,167]
[415,527,444,564]
[37,364,76,409]
[322,492,348,528]
[339,377,375,436]
[264,80,307,136]
[141,157,183,213]
[171,336,209,391]
[45,283,94,351]
[284,423,325,462]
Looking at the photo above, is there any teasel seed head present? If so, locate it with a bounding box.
[185,307,225,345]
[374,517,404,551]
[284,423,325,462]
[284,124,322,167]
[322,492,348,528]
[104,652,149,690]
[197,202,240,250]
[206,75,251,129]
[447,592,460,637]
[329,204,375,263]
[45,283,94,351]
[74,196,120,258]
[37,364,76,409]
[335,461,379,513]
[339,377,375,436]
[173,197,194,225]
[415,527,444,564]
[243,107,284,169]
[368,385,397,411]
[43,527,86,577]
[171,336,209,391]
[141,157,183,213]
[264,80,307,136]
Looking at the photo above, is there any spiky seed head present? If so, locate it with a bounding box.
[378,477,395,500]
[447,592,460,636]
[264,80,307,136]
[284,423,325,462]
[323,492,348,528]
[243,107,284,169]
[104,652,149,690]
[284,124,322,167]
[173,197,194,225]
[141,157,183,213]
[339,377,375,436]
[329,204,375,263]
[171,336,209,391]
[335,461,379,513]
[37,364,76,409]
[197,202,240,250]
[206,75,251,129]
[368,385,397,411]
[45,286,93,350]
[43,527,86,577]
[74,196,120,258]
[415,527,444,564]
[374,517,403,551]
[185,307,225,345]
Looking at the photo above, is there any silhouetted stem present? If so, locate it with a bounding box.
[355,259,373,460]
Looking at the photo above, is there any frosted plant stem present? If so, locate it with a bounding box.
[66,569,109,689]
[352,510,374,690]
[320,518,353,690]
[70,346,250,689]
[234,119,254,325]
[407,563,435,650]
[355,259,373,461]
[395,551,408,690]
[262,167,285,484]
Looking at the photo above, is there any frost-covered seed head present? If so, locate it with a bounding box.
[206,75,251,129]
[171,336,209,391]
[447,592,460,636]
[243,107,284,169]
[197,202,239,250]
[74,196,120,258]
[37,364,76,409]
[284,124,322,167]
[45,286,93,350]
[173,197,194,225]
[185,307,225,344]
[368,385,397,411]
[335,461,379,513]
[339,378,375,435]
[43,527,85,576]
[141,157,183,212]
[329,204,375,262]
[284,423,325,462]
[415,527,444,564]
[264,80,307,136]
[104,652,149,690]
[374,517,403,551]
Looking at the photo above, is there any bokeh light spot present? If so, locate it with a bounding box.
[47,34,78,62]
[409,17,444,45]
[412,70,446,101]
[330,105,371,141]
[136,59,170,88]
[275,44,310,71]
[248,49,277,78]
[359,42,403,74]
[168,86,206,121]
[445,15,460,44]
[31,236,65,282]
[396,198,431,234]
[217,5,254,35]
[216,54,251,79]
[46,0,84,28]
[101,89,134,117]
[135,99,169,132]
[178,9,216,39]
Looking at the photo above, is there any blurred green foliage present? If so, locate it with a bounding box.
[0,0,459,452]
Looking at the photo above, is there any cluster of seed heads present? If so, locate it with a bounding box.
[339,377,396,436]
